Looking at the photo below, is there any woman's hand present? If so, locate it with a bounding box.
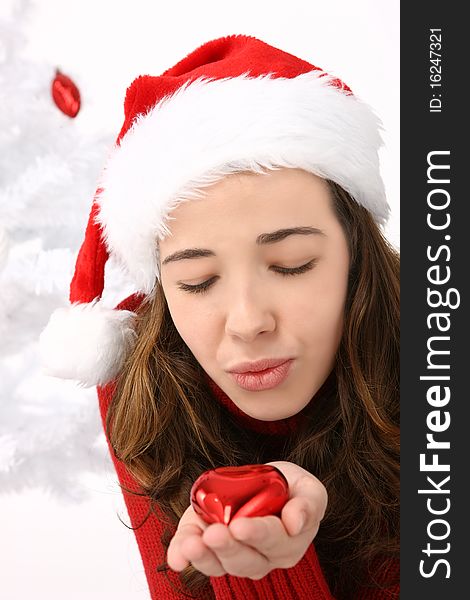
[166,461,327,580]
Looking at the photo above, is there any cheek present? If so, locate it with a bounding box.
[286,271,348,350]
[165,294,217,359]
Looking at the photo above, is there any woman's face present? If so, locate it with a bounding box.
[159,168,350,421]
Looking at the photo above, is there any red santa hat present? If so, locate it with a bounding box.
[39,34,389,388]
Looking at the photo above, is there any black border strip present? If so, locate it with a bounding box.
[401,4,467,597]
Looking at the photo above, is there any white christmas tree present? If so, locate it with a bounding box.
[0,0,134,502]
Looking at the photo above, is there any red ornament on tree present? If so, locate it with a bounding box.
[51,70,81,118]
[190,464,289,525]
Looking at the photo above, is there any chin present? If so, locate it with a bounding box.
[257,410,299,421]
[236,396,303,421]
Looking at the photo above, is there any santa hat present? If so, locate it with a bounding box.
[39,34,389,388]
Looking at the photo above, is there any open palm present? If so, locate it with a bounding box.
[167,461,328,580]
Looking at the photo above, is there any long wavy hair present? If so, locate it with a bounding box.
[105,178,400,599]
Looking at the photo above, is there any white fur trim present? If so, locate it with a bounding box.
[96,71,388,294]
[39,301,137,388]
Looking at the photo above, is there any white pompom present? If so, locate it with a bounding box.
[38,300,138,388]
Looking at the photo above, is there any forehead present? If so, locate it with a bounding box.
[161,168,335,242]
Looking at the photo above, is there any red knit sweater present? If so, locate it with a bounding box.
[96,295,399,599]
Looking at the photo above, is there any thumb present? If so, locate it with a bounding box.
[266,461,328,536]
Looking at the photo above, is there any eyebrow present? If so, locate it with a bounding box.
[161,226,326,266]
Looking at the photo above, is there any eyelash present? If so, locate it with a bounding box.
[176,259,318,295]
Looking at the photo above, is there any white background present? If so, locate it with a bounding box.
[0,1,399,598]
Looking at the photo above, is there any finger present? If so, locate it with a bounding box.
[180,534,227,577]
[202,523,271,579]
[228,515,287,555]
[178,504,209,532]
[168,522,227,576]
[229,515,307,570]
[167,510,208,571]
[167,523,202,571]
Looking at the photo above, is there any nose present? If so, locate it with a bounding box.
[224,282,276,342]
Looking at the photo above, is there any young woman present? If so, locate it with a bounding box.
[40,35,399,599]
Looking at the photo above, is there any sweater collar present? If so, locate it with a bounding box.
[203,371,333,436]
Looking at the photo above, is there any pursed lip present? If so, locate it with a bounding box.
[226,357,293,374]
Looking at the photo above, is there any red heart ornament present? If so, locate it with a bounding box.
[190,464,289,525]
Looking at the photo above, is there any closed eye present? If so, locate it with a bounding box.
[176,259,318,295]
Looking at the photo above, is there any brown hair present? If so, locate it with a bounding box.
[105,179,400,598]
